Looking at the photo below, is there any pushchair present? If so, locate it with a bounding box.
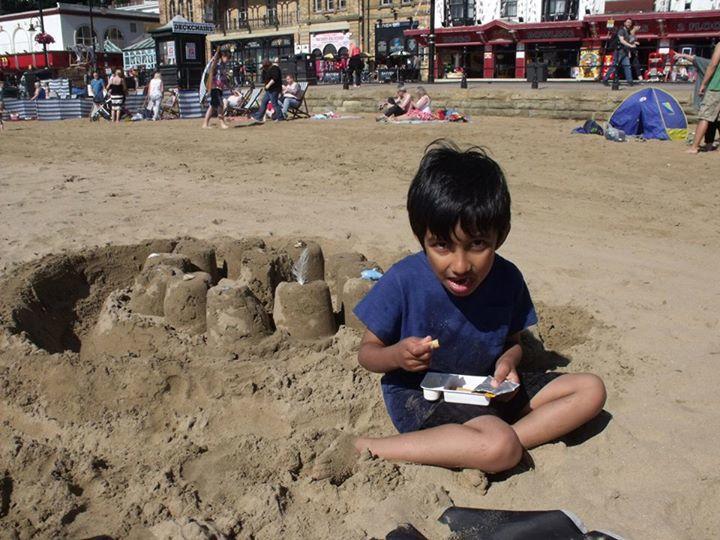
[91,95,130,121]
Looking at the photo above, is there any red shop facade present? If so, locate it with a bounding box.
[405,10,720,80]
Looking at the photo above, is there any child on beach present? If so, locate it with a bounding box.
[202,48,230,129]
[313,140,606,480]
[0,99,4,131]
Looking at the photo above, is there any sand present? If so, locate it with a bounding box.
[0,116,719,539]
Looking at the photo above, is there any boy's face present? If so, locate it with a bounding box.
[424,224,499,298]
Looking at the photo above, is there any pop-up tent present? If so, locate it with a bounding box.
[609,88,688,141]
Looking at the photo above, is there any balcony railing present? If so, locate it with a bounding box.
[225,12,297,31]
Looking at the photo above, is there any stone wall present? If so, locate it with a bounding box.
[303,85,698,122]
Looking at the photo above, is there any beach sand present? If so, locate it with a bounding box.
[0,116,718,539]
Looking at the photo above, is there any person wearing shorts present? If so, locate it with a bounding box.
[688,40,720,154]
[202,48,230,129]
[310,141,606,482]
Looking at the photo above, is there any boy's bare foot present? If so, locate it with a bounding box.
[685,148,699,154]
[311,429,359,484]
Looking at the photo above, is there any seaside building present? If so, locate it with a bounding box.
[0,1,159,70]
[408,0,720,79]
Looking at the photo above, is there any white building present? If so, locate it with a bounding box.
[0,2,159,56]
[434,0,720,26]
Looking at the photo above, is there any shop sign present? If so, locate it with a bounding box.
[172,21,216,35]
[671,20,720,33]
[436,33,474,44]
[310,31,351,52]
[523,28,577,40]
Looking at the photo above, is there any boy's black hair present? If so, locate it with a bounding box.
[407,139,511,247]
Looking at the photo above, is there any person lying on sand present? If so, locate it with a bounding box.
[313,140,606,482]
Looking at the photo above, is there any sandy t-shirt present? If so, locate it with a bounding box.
[354,252,537,433]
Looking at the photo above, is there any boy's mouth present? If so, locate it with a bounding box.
[445,275,475,296]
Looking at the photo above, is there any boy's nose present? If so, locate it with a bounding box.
[450,252,472,275]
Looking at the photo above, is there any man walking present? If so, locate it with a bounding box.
[687,39,720,154]
[253,58,283,122]
[603,18,637,86]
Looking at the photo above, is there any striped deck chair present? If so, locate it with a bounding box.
[237,87,262,116]
[286,81,310,119]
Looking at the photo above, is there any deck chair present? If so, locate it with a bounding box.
[224,87,252,117]
[232,87,261,117]
[285,81,310,119]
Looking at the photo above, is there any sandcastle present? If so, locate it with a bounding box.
[6,238,383,361]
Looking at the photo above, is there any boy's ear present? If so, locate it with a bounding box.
[496,224,511,250]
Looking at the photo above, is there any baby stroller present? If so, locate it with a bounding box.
[91,95,130,122]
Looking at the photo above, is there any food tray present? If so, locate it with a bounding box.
[420,372,492,406]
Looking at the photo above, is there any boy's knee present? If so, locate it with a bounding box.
[580,374,607,414]
[483,428,523,473]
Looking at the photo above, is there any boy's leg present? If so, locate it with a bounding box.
[202,103,213,128]
[688,120,709,153]
[253,92,270,121]
[511,373,606,450]
[356,415,522,473]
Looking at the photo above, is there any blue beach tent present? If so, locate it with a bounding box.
[609,88,688,141]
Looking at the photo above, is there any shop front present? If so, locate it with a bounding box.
[213,35,294,84]
[375,21,420,82]
[406,10,720,81]
[151,17,215,89]
[310,30,352,84]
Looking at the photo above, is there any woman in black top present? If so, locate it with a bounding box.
[107,69,127,123]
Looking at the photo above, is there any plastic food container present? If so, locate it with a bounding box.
[420,372,492,406]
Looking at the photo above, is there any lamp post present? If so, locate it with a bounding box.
[33,0,49,68]
[89,0,96,70]
[428,0,435,83]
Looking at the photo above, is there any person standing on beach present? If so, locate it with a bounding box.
[106,69,126,123]
[348,42,363,88]
[202,48,230,129]
[603,18,636,86]
[89,71,105,119]
[253,58,283,122]
[687,40,720,154]
[146,72,164,121]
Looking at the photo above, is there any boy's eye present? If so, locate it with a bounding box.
[471,239,488,250]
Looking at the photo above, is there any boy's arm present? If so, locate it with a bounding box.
[699,43,720,94]
[358,329,434,374]
[492,332,523,387]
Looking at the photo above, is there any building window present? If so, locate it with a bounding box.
[188,0,194,20]
[266,0,278,20]
[75,25,96,46]
[541,0,578,21]
[339,0,346,8]
[380,0,392,6]
[178,0,185,18]
[169,0,176,18]
[326,0,335,10]
[314,0,323,11]
[447,0,475,26]
[104,27,124,47]
[501,0,517,17]
[401,0,411,4]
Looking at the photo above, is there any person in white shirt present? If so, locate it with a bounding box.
[146,72,164,121]
[280,74,302,118]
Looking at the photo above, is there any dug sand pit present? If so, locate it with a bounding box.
[173,238,220,284]
[341,278,375,331]
[206,279,272,351]
[273,281,337,339]
[128,264,183,316]
[285,240,325,283]
[163,272,213,335]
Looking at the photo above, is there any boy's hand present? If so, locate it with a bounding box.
[394,336,434,372]
[492,355,520,401]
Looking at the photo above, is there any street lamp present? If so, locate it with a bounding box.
[29,2,49,67]
[428,0,435,83]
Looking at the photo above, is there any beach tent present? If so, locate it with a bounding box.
[609,88,688,141]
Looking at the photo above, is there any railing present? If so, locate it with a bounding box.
[225,12,297,31]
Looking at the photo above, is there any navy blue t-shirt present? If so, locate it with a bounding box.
[353,252,537,433]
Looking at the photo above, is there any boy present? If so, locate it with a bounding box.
[202,48,230,129]
[313,141,606,479]
[687,39,720,154]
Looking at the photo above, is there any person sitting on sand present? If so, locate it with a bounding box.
[202,48,231,129]
[312,140,606,481]
[377,85,412,121]
[224,87,245,112]
[687,40,720,154]
[391,86,434,122]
